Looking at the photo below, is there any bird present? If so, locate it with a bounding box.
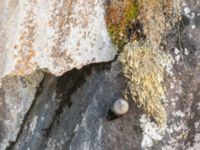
[107,98,129,121]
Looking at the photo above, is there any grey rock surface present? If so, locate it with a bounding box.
[1,0,200,150]
[0,72,44,150]
[8,62,143,150]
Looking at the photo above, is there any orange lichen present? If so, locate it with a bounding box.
[13,11,38,76]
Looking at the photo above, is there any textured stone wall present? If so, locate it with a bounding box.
[0,0,200,150]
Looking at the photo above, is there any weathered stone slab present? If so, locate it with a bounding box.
[0,0,116,78]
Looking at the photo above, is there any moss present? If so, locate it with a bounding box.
[124,2,138,27]
[119,42,170,126]
[105,0,138,49]
[105,0,180,49]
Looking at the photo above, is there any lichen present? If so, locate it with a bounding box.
[119,42,170,125]
[140,115,166,148]
[105,0,139,49]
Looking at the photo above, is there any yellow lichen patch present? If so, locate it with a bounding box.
[105,0,138,48]
[138,0,181,49]
[119,42,168,125]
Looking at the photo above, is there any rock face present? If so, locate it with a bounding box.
[5,62,143,150]
[0,72,44,150]
[0,0,116,149]
[0,0,116,78]
[1,0,200,150]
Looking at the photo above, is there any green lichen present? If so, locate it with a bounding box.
[105,0,138,49]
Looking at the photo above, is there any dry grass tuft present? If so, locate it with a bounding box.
[119,42,168,125]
